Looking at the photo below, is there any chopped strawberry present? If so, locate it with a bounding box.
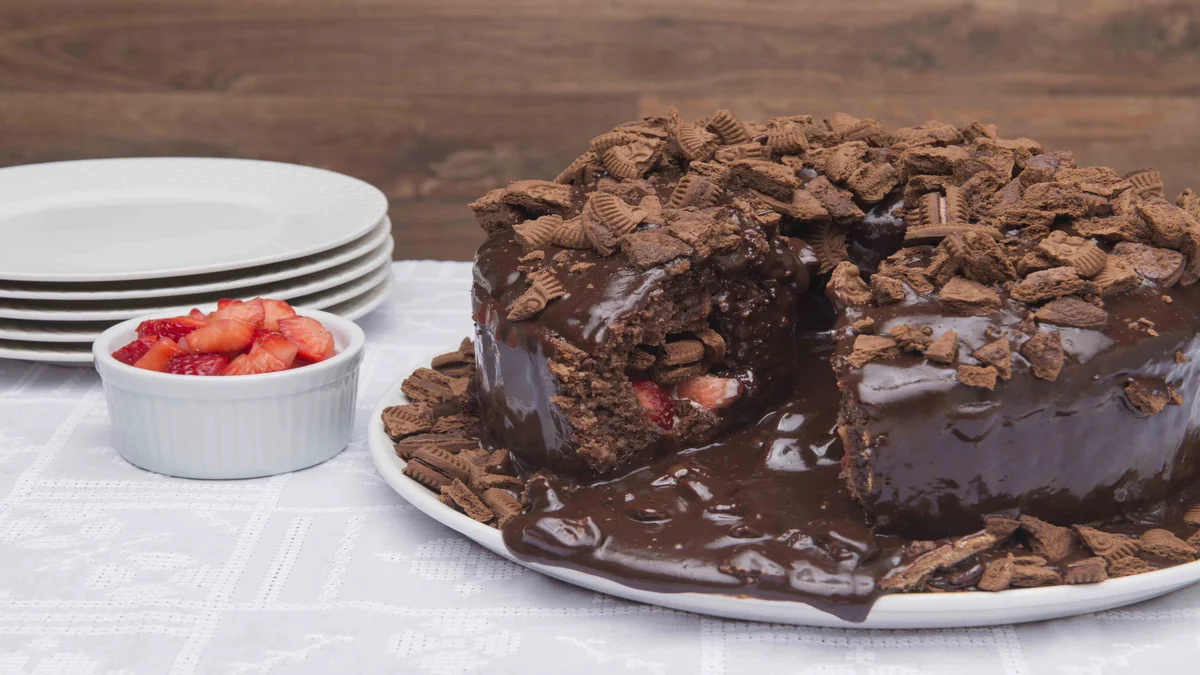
[632,380,674,430]
[216,298,237,310]
[188,308,208,322]
[211,298,264,327]
[165,353,229,376]
[260,298,297,331]
[181,319,255,354]
[290,356,315,369]
[132,337,188,372]
[222,344,288,376]
[674,375,742,411]
[136,316,206,342]
[112,335,159,365]
[278,316,334,362]
[254,331,298,366]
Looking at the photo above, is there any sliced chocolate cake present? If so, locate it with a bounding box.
[465,107,1200,547]
[470,111,815,476]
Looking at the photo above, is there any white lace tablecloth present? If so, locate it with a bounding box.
[1,260,1197,674]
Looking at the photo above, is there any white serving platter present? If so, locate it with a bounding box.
[0,158,387,282]
[0,217,392,301]
[368,373,1200,629]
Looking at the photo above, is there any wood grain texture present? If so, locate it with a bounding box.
[1,0,1199,259]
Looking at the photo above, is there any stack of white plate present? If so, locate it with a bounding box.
[0,158,394,365]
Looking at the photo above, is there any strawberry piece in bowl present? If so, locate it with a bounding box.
[223,344,289,376]
[136,316,206,342]
[165,353,229,376]
[253,330,299,366]
[211,298,265,326]
[181,319,256,354]
[278,316,334,362]
[112,335,159,365]
[261,298,298,331]
[133,337,189,372]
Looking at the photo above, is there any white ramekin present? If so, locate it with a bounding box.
[93,305,365,479]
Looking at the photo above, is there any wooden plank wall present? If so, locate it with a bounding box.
[1,0,1198,260]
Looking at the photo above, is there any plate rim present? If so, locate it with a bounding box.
[0,217,392,301]
[367,371,1200,628]
[0,239,394,322]
[0,270,395,365]
[0,157,388,283]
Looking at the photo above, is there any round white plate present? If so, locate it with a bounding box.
[0,158,388,282]
[0,238,394,322]
[324,272,394,321]
[0,217,392,301]
[0,268,395,365]
[368,375,1200,629]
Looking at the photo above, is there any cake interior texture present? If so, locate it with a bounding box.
[383,107,1200,610]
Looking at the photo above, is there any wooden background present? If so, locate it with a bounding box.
[2,0,1199,260]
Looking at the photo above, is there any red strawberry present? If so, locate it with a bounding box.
[254,330,298,366]
[674,375,742,411]
[181,319,255,354]
[133,337,188,372]
[278,316,334,362]
[112,335,159,365]
[222,344,288,376]
[165,353,229,376]
[260,298,297,331]
[632,380,674,430]
[216,298,237,310]
[188,308,208,322]
[211,298,265,327]
[136,316,206,342]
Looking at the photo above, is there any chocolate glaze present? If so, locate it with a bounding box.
[838,280,1200,539]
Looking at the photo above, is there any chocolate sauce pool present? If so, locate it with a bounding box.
[497,332,1200,622]
[501,335,910,622]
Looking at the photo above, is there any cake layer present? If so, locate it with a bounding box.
[473,228,808,476]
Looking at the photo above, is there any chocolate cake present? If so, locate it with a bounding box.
[383,108,1200,615]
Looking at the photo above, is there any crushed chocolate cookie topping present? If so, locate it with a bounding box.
[1034,297,1108,329]
[1020,331,1064,381]
[381,402,435,440]
[411,446,474,483]
[956,364,997,390]
[1011,267,1086,303]
[1073,525,1140,561]
[551,216,590,249]
[977,557,1015,591]
[1125,168,1164,199]
[441,479,494,523]
[481,488,523,526]
[939,277,1001,315]
[583,192,649,256]
[707,109,751,145]
[971,338,1012,380]
[1063,557,1109,585]
[1109,557,1156,578]
[848,335,899,368]
[1019,515,1076,561]
[904,187,999,244]
[1140,528,1197,562]
[1184,504,1200,526]
[924,330,959,364]
[403,461,451,491]
[401,368,466,404]
[1113,241,1186,287]
[1124,378,1172,415]
[810,222,849,274]
[620,231,691,269]
[826,261,872,307]
[890,324,933,353]
[879,529,1003,591]
[507,269,565,321]
[1011,563,1061,588]
[1037,231,1107,278]
[512,215,562,251]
